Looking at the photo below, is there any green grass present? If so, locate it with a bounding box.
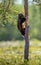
[0,40,41,65]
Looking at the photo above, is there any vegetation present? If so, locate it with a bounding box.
[0,0,41,41]
[0,40,41,65]
[0,0,41,64]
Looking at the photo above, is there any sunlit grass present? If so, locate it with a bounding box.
[0,40,41,65]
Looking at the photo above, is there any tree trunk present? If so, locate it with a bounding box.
[24,0,29,60]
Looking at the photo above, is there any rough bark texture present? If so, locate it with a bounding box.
[24,0,29,60]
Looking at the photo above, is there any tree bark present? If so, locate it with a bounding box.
[24,0,29,60]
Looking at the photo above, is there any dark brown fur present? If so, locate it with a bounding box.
[17,13,26,36]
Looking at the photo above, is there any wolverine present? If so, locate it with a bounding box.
[17,13,26,36]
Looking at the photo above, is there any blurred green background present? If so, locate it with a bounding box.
[0,0,41,65]
[0,0,41,41]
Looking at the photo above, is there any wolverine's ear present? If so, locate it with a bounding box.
[18,13,25,19]
[18,13,23,19]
